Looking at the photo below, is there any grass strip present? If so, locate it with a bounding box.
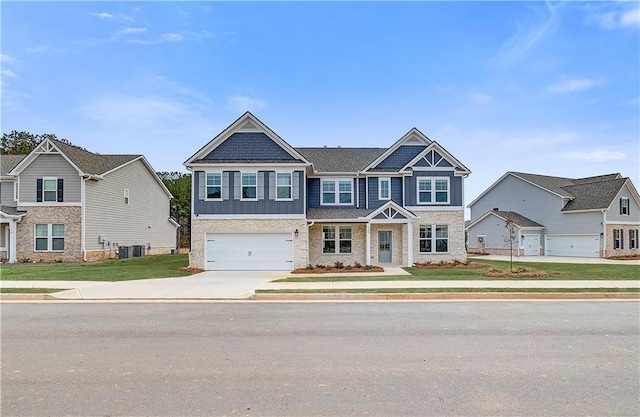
[1,288,68,294]
[256,287,640,294]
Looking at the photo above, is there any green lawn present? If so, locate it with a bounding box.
[274,259,639,282]
[1,288,67,294]
[0,254,191,282]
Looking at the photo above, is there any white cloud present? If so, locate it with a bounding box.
[26,45,71,54]
[547,78,596,94]
[1,54,17,65]
[160,33,183,42]
[126,30,210,45]
[227,95,266,112]
[567,150,625,162]
[91,12,114,19]
[586,4,640,29]
[621,7,640,26]
[117,27,147,35]
[1,69,17,78]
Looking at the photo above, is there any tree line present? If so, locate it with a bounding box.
[2,131,192,247]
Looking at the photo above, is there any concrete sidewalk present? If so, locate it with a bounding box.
[471,255,640,265]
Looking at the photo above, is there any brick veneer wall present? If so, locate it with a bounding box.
[308,223,367,267]
[16,206,82,262]
[412,210,467,264]
[606,224,640,257]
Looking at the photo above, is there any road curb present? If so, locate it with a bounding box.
[253,292,640,301]
[0,294,60,301]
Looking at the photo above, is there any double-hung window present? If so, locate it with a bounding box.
[613,229,623,250]
[629,229,639,249]
[124,189,129,204]
[321,179,353,205]
[322,225,352,254]
[417,177,449,204]
[419,225,449,253]
[379,178,390,200]
[620,198,630,215]
[206,173,222,199]
[276,172,292,200]
[35,224,64,251]
[241,173,257,199]
[43,177,58,202]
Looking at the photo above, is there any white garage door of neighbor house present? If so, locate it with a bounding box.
[545,235,600,258]
[205,233,293,270]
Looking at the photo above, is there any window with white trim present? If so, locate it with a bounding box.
[241,173,257,199]
[613,229,623,250]
[14,181,19,201]
[322,225,352,254]
[276,172,292,200]
[417,177,449,204]
[35,224,64,251]
[43,177,58,202]
[419,225,449,253]
[629,229,638,249]
[206,173,222,199]
[620,197,630,215]
[379,178,390,200]
[124,189,129,204]
[321,179,353,205]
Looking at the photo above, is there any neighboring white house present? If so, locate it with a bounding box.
[466,172,640,258]
[0,138,179,263]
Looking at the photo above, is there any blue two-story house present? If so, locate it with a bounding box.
[184,112,471,270]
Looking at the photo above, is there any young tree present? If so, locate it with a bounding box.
[157,171,192,248]
[503,211,518,271]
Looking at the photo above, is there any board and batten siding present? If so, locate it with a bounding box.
[194,170,305,215]
[607,185,640,224]
[0,182,16,207]
[367,177,403,209]
[84,159,176,251]
[470,175,602,235]
[18,154,81,203]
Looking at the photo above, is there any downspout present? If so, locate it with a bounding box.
[307,220,315,267]
[601,210,606,258]
[81,176,87,261]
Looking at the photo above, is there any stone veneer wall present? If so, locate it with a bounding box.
[606,224,640,257]
[308,223,367,267]
[190,218,308,270]
[16,206,82,262]
[412,210,467,264]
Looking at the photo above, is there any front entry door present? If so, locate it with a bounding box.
[378,231,392,263]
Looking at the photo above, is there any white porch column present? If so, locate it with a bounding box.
[366,222,371,265]
[407,221,413,267]
[9,220,18,263]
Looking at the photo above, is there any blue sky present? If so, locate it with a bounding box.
[2,1,639,211]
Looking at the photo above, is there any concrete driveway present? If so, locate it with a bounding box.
[49,271,289,300]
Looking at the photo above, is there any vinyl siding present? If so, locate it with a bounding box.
[470,175,603,235]
[607,184,640,223]
[18,154,81,203]
[194,170,305,215]
[367,177,403,209]
[203,132,298,161]
[466,215,514,251]
[0,181,16,207]
[373,145,426,170]
[84,159,176,251]
[404,171,463,207]
[307,177,357,209]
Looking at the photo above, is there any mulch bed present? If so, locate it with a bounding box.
[606,255,640,260]
[292,266,385,274]
[412,262,488,270]
[482,267,549,278]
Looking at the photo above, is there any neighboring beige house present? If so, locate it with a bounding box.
[0,138,178,263]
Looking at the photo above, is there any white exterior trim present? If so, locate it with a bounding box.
[405,206,464,211]
[19,202,82,207]
[378,177,391,201]
[362,127,433,172]
[415,177,450,205]
[320,178,354,206]
[194,214,307,220]
[400,141,471,175]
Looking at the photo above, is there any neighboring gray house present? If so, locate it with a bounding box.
[0,138,178,263]
[466,172,640,258]
[184,112,471,271]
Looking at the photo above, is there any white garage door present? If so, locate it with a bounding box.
[545,235,600,258]
[205,233,293,270]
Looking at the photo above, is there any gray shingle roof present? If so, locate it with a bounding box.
[50,140,140,176]
[0,205,26,216]
[295,148,386,173]
[510,172,627,212]
[307,208,375,220]
[490,210,545,228]
[1,154,26,175]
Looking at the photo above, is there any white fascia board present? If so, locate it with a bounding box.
[605,220,640,226]
[605,179,640,212]
[193,214,307,220]
[189,163,311,170]
[405,206,464,211]
[8,139,84,176]
[184,112,311,165]
[307,173,358,178]
[366,201,417,220]
[19,202,82,207]
[509,172,572,199]
[307,218,370,223]
[0,211,26,219]
[466,210,504,229]
[362,127,432,172]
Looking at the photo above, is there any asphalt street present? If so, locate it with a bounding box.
[1,301,639,416]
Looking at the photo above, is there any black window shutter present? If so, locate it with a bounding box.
[57,179,64,202]
[620,198,623,214]
[36,179,43,202]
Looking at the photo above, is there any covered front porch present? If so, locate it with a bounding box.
[1,206,26,263]
[307,202,416,268]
